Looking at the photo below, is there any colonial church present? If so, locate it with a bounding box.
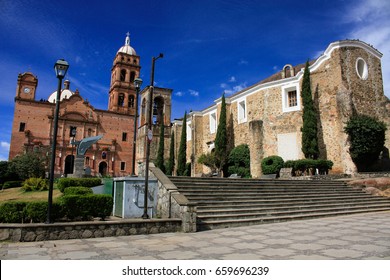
[173,40,390,177]
[9,37,390,178]
[9,34,172,177]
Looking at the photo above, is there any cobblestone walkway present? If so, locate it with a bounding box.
[1,211,390,260]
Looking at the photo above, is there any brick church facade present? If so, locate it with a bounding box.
[8,34,161,177]
[173,40,390,177]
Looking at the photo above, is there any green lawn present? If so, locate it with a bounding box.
[0,187,62,203]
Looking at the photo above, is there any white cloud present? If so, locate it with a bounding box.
[175,91,184,97]
[238,59,248,65]
[229,76,236,82]
[346,0,390,96]
[220,78,247,95]
[0,141,10,161]
[220,83,228,89]
[189,89,199,97]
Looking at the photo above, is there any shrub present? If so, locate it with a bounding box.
[198,152,217,173]
[57,178,102,193]
[284,159,333,176]
[227,144,251,178]
[59,194,113,220]
[2,181,23,189]
[24,201,47,223]
[344,114,387,171]
[0,201,27,223]
[261,155,284,175]
[22,178,49,191]
[87,194,113,220]
[63,186,93,196]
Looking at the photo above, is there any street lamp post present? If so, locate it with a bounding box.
[47,59,69,224]
[131,77,143,176]
[142,53,163,219]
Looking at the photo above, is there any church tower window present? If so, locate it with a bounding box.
[19,122,26,132]
[118,93,125,107]
[130,71,136,83]
[120,70,126,82]
[128,95,135,108]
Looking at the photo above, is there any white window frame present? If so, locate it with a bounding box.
[237,97,247,124]
[186,120,192,141]
[209,110,217,134]
[281,83,301,113]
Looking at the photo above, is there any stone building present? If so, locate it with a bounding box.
[9,34,146,177]
[173,40,390,177]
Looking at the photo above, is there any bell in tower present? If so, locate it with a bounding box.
[108,33,141,115]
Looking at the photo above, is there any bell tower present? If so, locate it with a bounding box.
[108,33,141,115]
[16,72,38,100]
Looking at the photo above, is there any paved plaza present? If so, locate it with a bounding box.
[1,211,390,260]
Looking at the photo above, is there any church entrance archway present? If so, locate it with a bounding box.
[99,161,108,176]
[64,155,74,175]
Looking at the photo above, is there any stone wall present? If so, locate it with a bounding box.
[150,166,197,232]
[0,219,181,242]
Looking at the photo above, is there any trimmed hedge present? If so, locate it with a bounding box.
[0,201,27,223]
[57,178,102,193]
[0,194,112,223]
[58,194,113,220]
[63,187,93,196]
[261,155,284,175]
[284,159,333,175]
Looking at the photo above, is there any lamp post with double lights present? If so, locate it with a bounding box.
[142,53,163,219]
[47,59,69,223]
[131,77,143,176]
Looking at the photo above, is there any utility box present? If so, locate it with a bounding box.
[112,177,158,218]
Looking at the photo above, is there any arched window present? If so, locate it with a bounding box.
[130,71,136,83]
[153,96,164,124]
[128,95,135,108]
[282,64,294,78]
[120,69,126,82]
[118,93,125,107]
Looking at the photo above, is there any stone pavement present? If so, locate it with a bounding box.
[1,211,390,260]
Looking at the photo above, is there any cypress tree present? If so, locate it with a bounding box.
[214,94,228,175]
[166,132,175,175]
[301,60,319,159]
[155,118,166,173]
[177,112,187,176]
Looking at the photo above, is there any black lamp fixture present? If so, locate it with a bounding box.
[47,59,69,224]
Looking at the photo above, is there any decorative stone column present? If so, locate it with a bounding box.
[249,120,263,178]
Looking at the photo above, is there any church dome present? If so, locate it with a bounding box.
[48,80,75,103]
[117,33,136,55]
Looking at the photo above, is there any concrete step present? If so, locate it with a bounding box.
[197,208,390,230]
[168,176,390,231]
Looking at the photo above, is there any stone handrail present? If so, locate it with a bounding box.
[149,166,197,233]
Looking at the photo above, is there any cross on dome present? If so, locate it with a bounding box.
[117,32,136,55]
[125,32,130,46]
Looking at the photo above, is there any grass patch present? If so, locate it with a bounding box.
[0,187,62,203]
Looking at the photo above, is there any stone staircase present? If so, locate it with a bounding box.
[168,176,390,230]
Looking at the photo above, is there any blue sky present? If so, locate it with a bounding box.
[1,0,390,161]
